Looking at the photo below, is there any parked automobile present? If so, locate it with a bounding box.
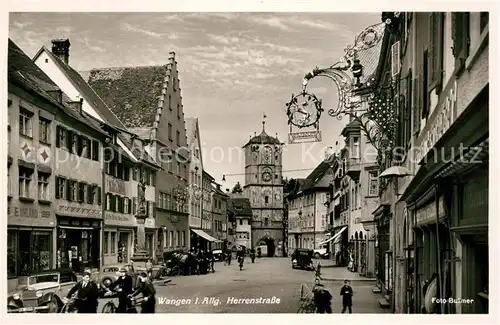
[95,264,137,288]
[212,249,223,261]
[7,269,78,313]
[313,247,330,259]
[291,248,315,271]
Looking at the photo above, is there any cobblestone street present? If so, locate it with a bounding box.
[99,258,388,313]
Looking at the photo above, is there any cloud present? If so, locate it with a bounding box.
[247,16,291,31]
[13,21,32,29]
[121,23,162,37]
[207,34,240,45]
[83,37,105,53]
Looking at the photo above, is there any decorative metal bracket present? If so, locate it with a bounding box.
[285,21,399,154]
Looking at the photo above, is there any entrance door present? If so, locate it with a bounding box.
[118,232,129,263]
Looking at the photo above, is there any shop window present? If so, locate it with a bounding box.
[19,107,33,137]
[38,173,50,201]
[110,232,116,254]
[7,230,17,278]
[104,232,109,254]
[17,230,51,276]
[19,167,33,198]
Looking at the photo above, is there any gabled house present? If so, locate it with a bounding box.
[33,39,160,265]
[86,52,190,253]
[185,117,203,232]
[228,195,253,249]
[8,39,111,290]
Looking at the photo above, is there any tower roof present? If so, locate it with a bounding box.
[243,130,282,148]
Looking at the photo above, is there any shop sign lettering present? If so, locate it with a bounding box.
[145,217,154,228]
[105,213,131,222]
[416,80,457,163]
[8,206,50,219]
[57,205,102,218]
[106,177,126,195]
[415,197,446,226]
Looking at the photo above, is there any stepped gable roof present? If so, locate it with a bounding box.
[34,46,126,130]
[8,39,107,136]
[185,117,197,143]
[228,196,252,217]
[243,130,281,148]
[87,65,169,129]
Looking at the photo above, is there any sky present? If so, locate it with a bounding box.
[9,12,381,190]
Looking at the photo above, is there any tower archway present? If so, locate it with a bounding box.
[257,235,276,257]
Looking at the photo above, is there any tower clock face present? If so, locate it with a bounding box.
[262,172,272,182]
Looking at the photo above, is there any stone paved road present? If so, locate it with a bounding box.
[98,257,388,313]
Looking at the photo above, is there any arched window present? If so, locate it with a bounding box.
[355,231,358,239]
[360,231,363,239]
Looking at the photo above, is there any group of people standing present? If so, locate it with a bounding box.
[313,279,354,314]
[64,267,156,314]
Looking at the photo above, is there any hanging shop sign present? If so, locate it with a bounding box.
[288,130,322,144]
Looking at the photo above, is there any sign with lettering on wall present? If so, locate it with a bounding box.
[104,212,135,227]
[106,176,127,195]
[8,204,54,227]
[57,204,102,219]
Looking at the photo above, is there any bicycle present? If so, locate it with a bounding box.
[297,267,323,313]
[60,294,83,313]
[101,293,144,313]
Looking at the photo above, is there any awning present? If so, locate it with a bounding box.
[318,226,347,245]
[191,229,222,243]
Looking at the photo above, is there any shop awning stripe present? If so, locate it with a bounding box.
[318,226,347,245]
[191,228,222,242]
[436,138,488,178]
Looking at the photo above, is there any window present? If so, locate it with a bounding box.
[239,219,243,225]
[55,177,66,199]
[71,132,79,154]
[177,104,180,119]
[38,173,49,200]
[265,196,269,204]
[182,231,186,246]
[19,167,33,198]
[169,231,173,247]
[452,12,470,75]
[168,95,172,111]
[104,232,109,254]
[106,193,111,210]
[39,118,50,143]
[264,218,269,226]
[115,196,120,213]
[91,140,99,161]
[80,137,91,158]
[176,130,180,146]
[352,136,360,158]
[110,232,116,254]
[368,171,378,196]
[67,180,77,201]
[175,231,180,246]
[19,108,33,137]
[168,123,172,140]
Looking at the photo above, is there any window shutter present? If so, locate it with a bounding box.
[422,50,429,119]
[66,180,72,201]
[110,194,115,212]
[405,69,413,147]
[146,201,150,217]
[56,126,61,147]
[55,177,60,199]
[92,140,99,161]
[128,198,132,214]
[452,12,470,75]
[428,13,437,89]
[78,182,84,202]
[413,73,421,135]
[391,41,400,77]
[66,130,73,150]
[97,187,101,205]
[77,135,83,156]
[88,185,94,204]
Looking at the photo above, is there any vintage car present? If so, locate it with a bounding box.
[212,249,223,261]
[313,246,330,259]
[291,248,315,271]
[95,264,137,288]
[7,269,78,313]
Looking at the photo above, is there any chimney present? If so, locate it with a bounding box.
[67,98,84,115]
[51,38,71,64]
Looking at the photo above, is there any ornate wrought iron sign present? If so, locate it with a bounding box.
[285,20,400,155]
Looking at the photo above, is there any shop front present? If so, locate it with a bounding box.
[104,211,136,266]
[7,202,55,291]
[190,228,220,252]
[56,216,101,272]
[373,204,391,294]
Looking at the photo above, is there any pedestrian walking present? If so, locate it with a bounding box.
[64,269,99,313]
[340,279,353,313]
[131,272,156,313]
[146,259,153,279]
[313,283,332,313]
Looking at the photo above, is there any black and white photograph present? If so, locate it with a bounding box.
[2,2,493,320]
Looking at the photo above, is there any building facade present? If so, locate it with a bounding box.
[363,12,488,314]
[229,195,253,249]
[7,39,110,290]
[185,117,203,241]
[87,52,190,255]
[212,183,229,250]
[33,39,161,264]
[242,124,284,257]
